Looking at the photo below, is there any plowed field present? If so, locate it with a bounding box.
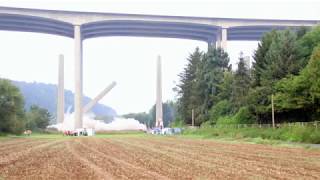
[1,135,320,179]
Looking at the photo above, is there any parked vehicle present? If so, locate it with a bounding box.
[173,128,182,134]
[161,128,174,135]
[148,127,183,135]
[150,128,161,135]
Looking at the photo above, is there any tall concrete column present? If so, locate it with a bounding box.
[57,54,64,124]
[156,56,163,128]
[74,25,83,129]
[216,31,221,48]
[221,28,228,50]
[216,28,228,50]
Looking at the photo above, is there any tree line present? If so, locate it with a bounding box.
[176,26,320,126]
[0,79,51,134]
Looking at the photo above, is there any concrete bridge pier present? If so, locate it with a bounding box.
[156,56,163,128]
[57,54,64,124]
[74,25,83,129]
[216,27,228,50]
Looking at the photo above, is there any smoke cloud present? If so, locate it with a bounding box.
[48,112,146,131]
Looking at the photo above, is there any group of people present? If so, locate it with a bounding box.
[63,128,88,136]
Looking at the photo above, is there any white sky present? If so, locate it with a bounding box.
[0,0,319,114]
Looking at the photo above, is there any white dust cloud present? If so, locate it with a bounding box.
[48,112,146,131]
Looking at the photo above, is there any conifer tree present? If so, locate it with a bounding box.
[231,53,251,112]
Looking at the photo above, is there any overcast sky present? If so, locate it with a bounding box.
[0,0,319,115]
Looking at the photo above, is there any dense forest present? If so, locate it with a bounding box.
[176,26,320,126]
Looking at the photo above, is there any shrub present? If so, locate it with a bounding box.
[233,107,255,124]
[182,125,320,144]
[26,105,52,131]
[208,100,232,124]
[216,116,237,125]
[170,117,185,128]
[200,121,212,128]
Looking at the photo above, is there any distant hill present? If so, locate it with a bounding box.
[12,81,117,121]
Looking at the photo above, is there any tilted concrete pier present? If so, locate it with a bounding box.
[83,81,116,114]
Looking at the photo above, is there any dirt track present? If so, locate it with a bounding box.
[0,136,320,180]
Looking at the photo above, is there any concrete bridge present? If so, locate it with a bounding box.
[0,6,318,129]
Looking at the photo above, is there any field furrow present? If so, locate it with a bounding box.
[0,135,319,180]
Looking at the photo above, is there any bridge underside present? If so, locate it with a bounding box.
[0,14,74,37]
[0,14,298,43]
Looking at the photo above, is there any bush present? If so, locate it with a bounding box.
[208,100,232,124]
[309,130,320,144]
[213,106,254,126]
[170,117,185,128]
[182,125,320,144]
[216,116,237,125]
[233,107,255,124]
[26,105,52,131]
[280,126,319,143]
[200,121,213,128]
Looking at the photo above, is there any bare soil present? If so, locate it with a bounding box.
[0,136,319,180]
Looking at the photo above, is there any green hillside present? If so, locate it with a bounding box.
[12,80,117,122]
